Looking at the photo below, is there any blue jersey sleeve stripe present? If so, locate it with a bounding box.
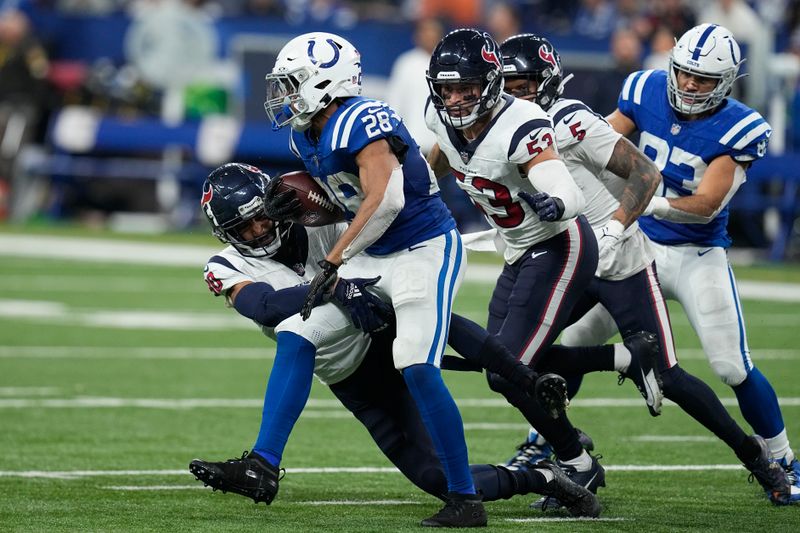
[507,119,552,160]
[718,112,761,145]
[620,71,638,102]
[633,69,655,105]
[338,100,380,150]
[732,122,771,150]
[208,255,240,272]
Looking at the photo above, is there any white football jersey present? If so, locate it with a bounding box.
[549,98,653,279]
[202,223,371,384]
[426,94,572,264]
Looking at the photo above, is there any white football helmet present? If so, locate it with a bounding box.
[667,23,743,115]
[264,32,362,131]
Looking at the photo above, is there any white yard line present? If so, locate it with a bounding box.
[0,396,798,409]
[0,464,750,480]
[2,234,800,300]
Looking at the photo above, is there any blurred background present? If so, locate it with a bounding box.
[1,0,799,260]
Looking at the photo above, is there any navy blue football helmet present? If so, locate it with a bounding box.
[500,34,566,111]
[426,28,504,129]
[201,163,289,257]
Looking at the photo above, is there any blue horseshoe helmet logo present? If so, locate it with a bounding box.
[307,38,340,69]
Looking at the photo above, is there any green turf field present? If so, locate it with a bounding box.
[1,228,799,531]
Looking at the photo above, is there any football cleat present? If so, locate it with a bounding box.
[535,460,602,518]
[619,331,664,416]
[534,373,569,418]
[504,437,553,471]
[531,453,606,511]
[743,435,791,505]
[189,450,282,504]
[420,491,487,528]
[778,457,800,503]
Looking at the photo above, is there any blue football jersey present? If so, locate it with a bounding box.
[288,96,455,255]
[618,70,771,247]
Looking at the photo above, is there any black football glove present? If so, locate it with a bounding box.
[264,177,302,221]
[518,191,565,222]
[332,276,393,333]
[301,260,339,320]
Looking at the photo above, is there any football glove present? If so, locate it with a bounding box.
[264,177,302,221]
[301,260,339,320]
[594,219,624,275]
[332,276,393,333]
[519,191,565,222]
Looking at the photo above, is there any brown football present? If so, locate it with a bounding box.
[277,170,345,227]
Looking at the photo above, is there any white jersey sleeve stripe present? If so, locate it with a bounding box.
[337,101,378,150]
[732,122,770,150]
[718,112,761,145]
[621,72,637,102]
[632,70,654,105]
[289,135,301,158]
[329,108,350,151]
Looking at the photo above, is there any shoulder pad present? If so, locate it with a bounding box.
[328,98,402,154]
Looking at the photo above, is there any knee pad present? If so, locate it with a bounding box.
[709,357,747,386]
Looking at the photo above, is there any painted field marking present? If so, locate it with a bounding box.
[0,464,753,479]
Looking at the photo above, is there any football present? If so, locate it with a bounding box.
[277,170,345,227]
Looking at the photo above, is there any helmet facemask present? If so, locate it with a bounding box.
[264,66,319,132]
[428,71,503,130]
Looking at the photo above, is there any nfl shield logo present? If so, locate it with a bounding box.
[670,124,681,135]
[460,152,470,164]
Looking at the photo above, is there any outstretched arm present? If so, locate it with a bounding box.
[646,155,745,224]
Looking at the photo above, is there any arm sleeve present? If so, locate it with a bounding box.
[233,282,312,327]
[527,159,586,219]
[341,165,405,262]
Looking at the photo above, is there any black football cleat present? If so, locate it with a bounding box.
[535,460,602,518]
[531,453,606,511]
[535,373,569,419]
[743,435,791,505]
[189,450,282,504]
[620,331,664,416]
[421,492,487,528]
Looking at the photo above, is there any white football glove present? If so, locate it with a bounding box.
[594,219,625,276]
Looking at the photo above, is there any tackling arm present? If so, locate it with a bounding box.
[230,281,314,327]
[646,155,745,224]
[326,139,405,265]
[606,109,638,137]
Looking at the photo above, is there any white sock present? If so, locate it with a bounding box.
[561,450,592,472]
[613,343,632,373]
[765,429,794,463]
[537,468,555,483]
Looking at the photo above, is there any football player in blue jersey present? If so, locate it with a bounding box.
[494,32,791,507]
[189,163,600,521]
[259,31,491,527]
[567,23,797,504]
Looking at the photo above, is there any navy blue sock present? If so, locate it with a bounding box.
[252,332,316,467]
[403,364,475,495]
[733,367,785,439]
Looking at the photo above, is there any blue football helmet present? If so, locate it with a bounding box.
[500,33,567,111]
[426,28,505,129]
[201,163,289,257]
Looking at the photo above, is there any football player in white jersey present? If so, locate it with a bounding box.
[189,163,602,519]
[423,28,664,499]
[558,23,797,504]
[495,33,791,506]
